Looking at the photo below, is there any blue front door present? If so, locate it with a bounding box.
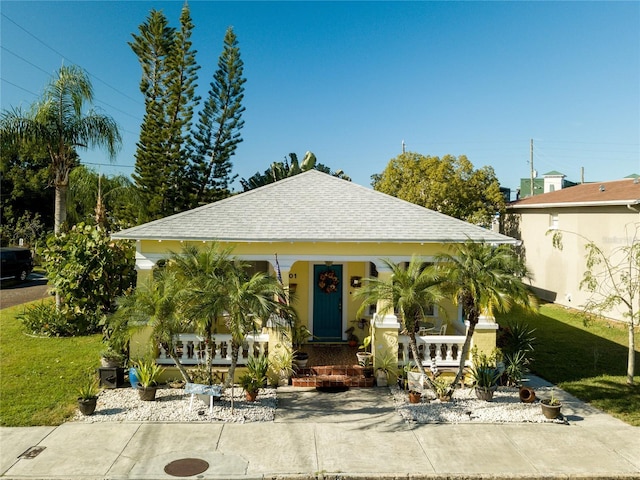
[312,264,343,341]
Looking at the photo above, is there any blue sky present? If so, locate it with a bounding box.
[2,1,638,194]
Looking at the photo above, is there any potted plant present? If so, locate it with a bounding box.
[135,359,165,401]
[408,390,422,403]
[468,347,501,401]
[374,352,397,387]
[77,375,100,415]
[168,378,185,389]
[269,348,295,386]
[398,361,415,390]
[356,320,373,367]
[541,390,562,419]
[345,326,359,347]
[246,354,269,387]
[98,347,127,388]
[291,324,312,368]
[431,376,452,402]
[239,373,263,402]
[100,347,125,368]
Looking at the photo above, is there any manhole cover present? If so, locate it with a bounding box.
[18,446,46,459]
[164,458,209,477]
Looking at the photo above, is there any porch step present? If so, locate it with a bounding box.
[291,365,375,388]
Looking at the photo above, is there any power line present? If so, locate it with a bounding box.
[1,12,142,106]
[2,46,52,76]
[0,78,39,98]
[2,46,141,122]
[83,161,135,169]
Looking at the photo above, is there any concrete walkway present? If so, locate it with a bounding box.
[1,378,639,480]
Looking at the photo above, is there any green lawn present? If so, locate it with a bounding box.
[0,301,103,426]
[497,303,640,426]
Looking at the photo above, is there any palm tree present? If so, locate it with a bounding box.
[355,256,444,389]
[0,65,121,233]
[168,244,291,386]
[222,263,289,385]
[168,244,236,384]
[240,151,317,191]
[68,166,139,229]
[434,240,537,391]
[113,269,192,382]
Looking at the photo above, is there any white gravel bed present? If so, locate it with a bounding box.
[72,384,566,425]
[391,385,567,424]
[72,386,276,423]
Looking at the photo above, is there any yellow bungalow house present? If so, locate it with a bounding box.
[113,170,518,381]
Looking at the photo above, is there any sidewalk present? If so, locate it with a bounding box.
[1,377,639,480]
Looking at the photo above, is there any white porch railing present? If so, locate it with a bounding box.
[157,333,269,366]
[398,334,470,368]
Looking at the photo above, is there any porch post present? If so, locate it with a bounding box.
[470,312,499,358]
[267,256,294,358]
[372,263,401,368]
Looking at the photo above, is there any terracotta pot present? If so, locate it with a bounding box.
[245,390,258,402]
[77,397,97,415]
[408,391,422,403]
[519,386,536,403]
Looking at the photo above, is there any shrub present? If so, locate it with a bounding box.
[36,223,136,336]
[246,354,269,384]
[19,302,103,337]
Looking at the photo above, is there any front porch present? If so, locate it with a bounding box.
[155,331,471,387]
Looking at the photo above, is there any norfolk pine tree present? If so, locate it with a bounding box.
[130,5,199,221]
[163,4,200,214]
[190,27,246,204]
[130,9,175,221]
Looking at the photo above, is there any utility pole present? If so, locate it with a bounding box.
[529,139,535,197]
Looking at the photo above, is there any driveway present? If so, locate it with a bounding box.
[0,273,50,309]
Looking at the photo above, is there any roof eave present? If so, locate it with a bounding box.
[111,234,519,244]
[508,199,640,209]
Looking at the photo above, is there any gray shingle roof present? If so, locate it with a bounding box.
[112,170,515,244]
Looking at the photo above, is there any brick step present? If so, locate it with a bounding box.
[291,365,375,388]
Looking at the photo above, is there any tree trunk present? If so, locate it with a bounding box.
[163,342,192,383]
[408,333,435,391]
[451,306,479,388]
[628,321,636,386]
[226,340,240,387]
[53,183,67,310]
[54,183,67,234]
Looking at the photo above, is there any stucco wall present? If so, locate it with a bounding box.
[509,206,639,321]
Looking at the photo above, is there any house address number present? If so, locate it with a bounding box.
[289,273,297,279]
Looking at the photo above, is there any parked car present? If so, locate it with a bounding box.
[0,247,34,282]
